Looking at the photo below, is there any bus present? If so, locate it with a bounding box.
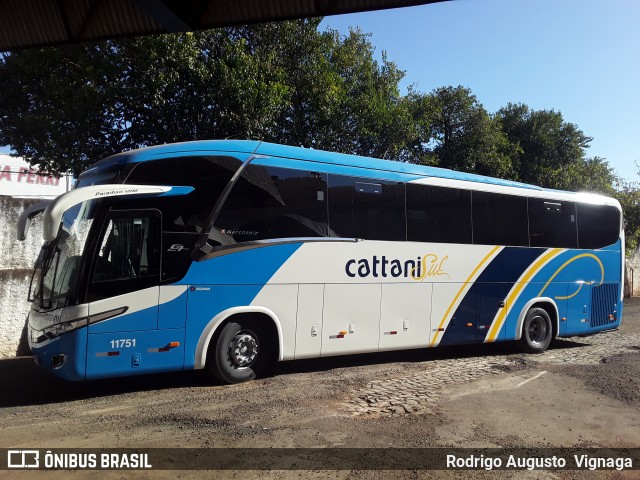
[18,140,624,384]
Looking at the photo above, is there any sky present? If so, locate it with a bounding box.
[1,0,638,183]
[321,0,640,183]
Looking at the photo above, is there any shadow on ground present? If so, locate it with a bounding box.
[0,337,592,409]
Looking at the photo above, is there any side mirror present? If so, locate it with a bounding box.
[17,201,51,241]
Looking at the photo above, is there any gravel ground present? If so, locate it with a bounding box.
[561,351,640,404]
[1,298,640,479]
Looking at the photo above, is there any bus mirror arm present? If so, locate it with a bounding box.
[17,201,51,241]
[192,229,235,260]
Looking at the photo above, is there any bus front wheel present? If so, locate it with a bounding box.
[519,307,553,353]
[208,320,273,384]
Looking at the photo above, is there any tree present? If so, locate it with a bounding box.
[0,32,291,175]
[0,20,416,175]
[614,179,640,254]
[559,156,616,195]
[426,86,514,179]
[496,103,593,189]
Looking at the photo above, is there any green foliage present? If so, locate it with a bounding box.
[1,21,638,251]
[0,31,288,175]
[614,179,640,254]
[496,103,593,189]
[0,20,415,175]
[427,86,513,179]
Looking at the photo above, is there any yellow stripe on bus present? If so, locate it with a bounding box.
[429,245,502,347]
[485,248,563,343]
[537,253,605,298]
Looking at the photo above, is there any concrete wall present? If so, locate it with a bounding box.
[626,249,640,298]
[0,195,43,358]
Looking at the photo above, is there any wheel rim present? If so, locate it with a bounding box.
[228,330,259,369]
[528,315,548,347]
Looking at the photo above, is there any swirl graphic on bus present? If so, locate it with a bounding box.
[537,253,605,299]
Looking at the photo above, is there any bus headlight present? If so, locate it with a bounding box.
[43,318,88,339]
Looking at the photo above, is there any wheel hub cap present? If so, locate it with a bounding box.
[229,332,258,367]
[529,316,547,345]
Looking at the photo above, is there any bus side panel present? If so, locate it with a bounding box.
[184,285,266,369]
[563,249,621,335]
[180,243,303,369]
[87,287,160,334]
[86,328,185,379]
[250,284,299,360]
[159,286,188,329]
[434,283,477,346]
[497,248,622,340]
[379,282,432,351]
[433,283,478,345]
[565,283,593,335]
[442,247,546,346]
[294,284,324,359]
[321,283,381,356]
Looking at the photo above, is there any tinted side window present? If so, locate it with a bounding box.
[125,156,240,233]
[407,184,472,244]
[577,204,620,249]
[216,166,329,242]
[328,175,405,241]
[126,156,239,189]
[472,191,528,246]
[528,199,577,248]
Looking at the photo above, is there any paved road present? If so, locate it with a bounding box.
[1,298,639,479]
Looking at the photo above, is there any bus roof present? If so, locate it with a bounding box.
[90,140,612,203]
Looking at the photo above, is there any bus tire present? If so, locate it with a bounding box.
[519,307,553,353]
[208,321,271,384]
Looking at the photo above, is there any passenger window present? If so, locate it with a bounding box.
[577,204,620,249]
[328,175,405,241]
[215,166,329,242]
[528,199,577,248]
[472,191,528,246]
[407,184,472,244]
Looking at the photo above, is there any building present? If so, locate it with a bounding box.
[0,155,72,357]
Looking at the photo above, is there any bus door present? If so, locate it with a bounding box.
[564,281,592,335]
[85,209,184,378]
[432,283,477,345]
[321,283,381,356]
[477,283,507,341]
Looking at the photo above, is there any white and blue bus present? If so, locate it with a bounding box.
[18,140,624,384]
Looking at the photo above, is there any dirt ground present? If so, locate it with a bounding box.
[1,299,640,479]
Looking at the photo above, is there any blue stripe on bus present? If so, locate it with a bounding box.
[439,247,546,346]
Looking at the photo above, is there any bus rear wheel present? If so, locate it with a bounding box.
[208,320,273,384]
[519,307,553,353]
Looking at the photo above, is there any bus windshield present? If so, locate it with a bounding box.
[33,200,99,310]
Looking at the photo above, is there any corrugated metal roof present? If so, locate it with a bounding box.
[0,0,448,51]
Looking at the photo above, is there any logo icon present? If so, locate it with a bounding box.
[7,450,39,468]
